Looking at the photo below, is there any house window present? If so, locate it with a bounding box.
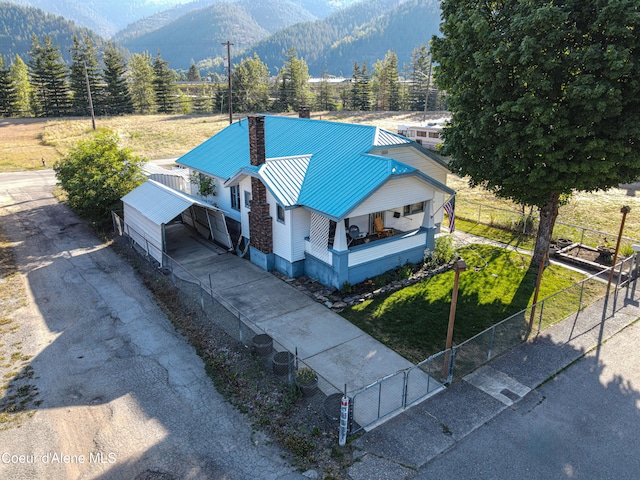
[244,191,252,209]
[277,205,285,224]
[230,185,240,211]
[416,130,427,137]
[403,202,425,216]
[428,131,440,139]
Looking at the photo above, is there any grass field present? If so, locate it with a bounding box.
[1,111,638,240]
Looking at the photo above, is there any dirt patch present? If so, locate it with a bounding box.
[110,236,353,478]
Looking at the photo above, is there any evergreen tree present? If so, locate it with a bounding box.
[128,52,156,114]
[102,42,133,115]
[187,64,201,82]
[232,53,271,113]
[372,51,401,111]
[0,56,16,117]
[28,34,71,117]
[10,55,32,117]
[69,34,104,116]
[314,72,338,111]
[276,48,311,112]
[350,61,372,111]
[192,84,213,113]
[407,44,431,111]
[153,50,175,113]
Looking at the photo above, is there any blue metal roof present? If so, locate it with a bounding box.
[177,116,453,220]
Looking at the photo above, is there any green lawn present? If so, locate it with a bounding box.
[340,244,606,364]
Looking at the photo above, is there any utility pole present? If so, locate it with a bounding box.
[221,41,234,124]
[83,61,96,130]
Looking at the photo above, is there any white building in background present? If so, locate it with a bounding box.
[397,118,448,151]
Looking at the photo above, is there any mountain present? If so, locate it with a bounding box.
[117,0,319,69]
[5,0,194,38]
[0,2,107,63]
[234,0,441,76]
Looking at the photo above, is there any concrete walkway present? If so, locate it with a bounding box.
[348,256,640,479]
[165,224,442,413]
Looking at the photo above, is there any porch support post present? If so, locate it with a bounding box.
[422,200,435,229]
[334,220,348,251]
[333,249,349,289]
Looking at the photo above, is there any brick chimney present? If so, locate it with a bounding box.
[247,116,272,254]
[298,105,311,119]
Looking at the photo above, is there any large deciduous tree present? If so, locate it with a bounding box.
[432,0,640,266]
[232,53,271,112]
[54,130,146,227]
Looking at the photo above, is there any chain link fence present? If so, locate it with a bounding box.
[113,212,639,437]
[111,213,342,405]
[456,199,638,251]
[349,254,639,434]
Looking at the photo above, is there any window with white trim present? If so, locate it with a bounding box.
[277,204,285,223]
[230,185,240,211]
[244,190,252,209]
[403,202,425,216]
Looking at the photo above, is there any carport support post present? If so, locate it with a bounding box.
[607,206,631,296]
[444,259,466,382]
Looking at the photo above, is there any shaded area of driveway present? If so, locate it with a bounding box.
[0,172,302,480]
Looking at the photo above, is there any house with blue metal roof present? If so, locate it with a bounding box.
[175,114,454,289]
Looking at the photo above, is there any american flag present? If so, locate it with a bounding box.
[444,196,455,233]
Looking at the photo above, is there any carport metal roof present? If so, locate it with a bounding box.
[121,179,218,224]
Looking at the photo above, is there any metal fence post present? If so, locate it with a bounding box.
[537,300,545,335]
[238,313,243,343]
[487,326,495,361]
[199,280,204,310]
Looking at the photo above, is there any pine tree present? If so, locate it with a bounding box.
[28,34,71,117]
[314,71,338,111]
[10,55,32,117]
[408,44,431,112]
[128,52,156,114]
[351,61,372,111]
[276,48,311,112]
[153,50,175,113]
[69,34,104,116]
[187,64,201,82]
[102,42,133,115]
[0,56,16,117]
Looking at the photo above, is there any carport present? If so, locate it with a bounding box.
[121,179,232,265]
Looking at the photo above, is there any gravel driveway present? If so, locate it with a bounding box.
[0,171,300,480]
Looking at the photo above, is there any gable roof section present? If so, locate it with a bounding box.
[121,179,216,224]
[177,116,454,220]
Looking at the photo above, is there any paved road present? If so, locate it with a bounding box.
[0,170,300,479]
[415,318,640,480]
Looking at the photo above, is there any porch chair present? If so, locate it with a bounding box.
[374,216,393,238]
[348,225,361,246]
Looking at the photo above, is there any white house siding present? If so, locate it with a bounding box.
[290,207,310,261]
[122,204,163,264]
[270,191,294,262]
[188,170,240,223]
[240,176,252,237]
[348,230,427,267]
[348,177,435,219]
[372,146,449,185]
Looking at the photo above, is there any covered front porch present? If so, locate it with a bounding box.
[304,205,438,289]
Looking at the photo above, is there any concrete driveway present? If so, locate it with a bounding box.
[0,171,301,479]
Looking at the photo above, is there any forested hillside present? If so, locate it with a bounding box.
[0,2,106,63]
[117,0,320,69]
[232,0,440,76]
[5,0,193,37]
